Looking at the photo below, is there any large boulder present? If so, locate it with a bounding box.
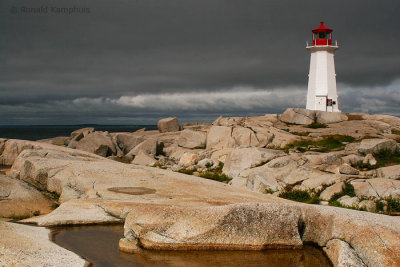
[206,126,234,149]
[210,148,234,164]
[301,205,400,267]
[113,133,145,154]
[70,127,95,141]
[157,117,179,133]
[280,108,347,125]
[339,164,359,175]
[279,108,315,125]
[120,202,400,266]
[231,127,260,147]
[338,196,359,207]
[369,178,400,198]
[232,153,343,194]
[376,165,400,180]
[121,203,304,251]
[177,130,207,149]
[126,139,158,160]
[131,151,157,166]
[315,111,348,124]
[0,140,35,166]
[323,239,366,267]
[351,181,379,198]
[319,182,345,201]
[75,132,116,157]
[351,178,400,199]
[358,138,399,155]
[223,147,286,178]
[365,114,400,128]
[179,152,199,167]
[0,174,54,218]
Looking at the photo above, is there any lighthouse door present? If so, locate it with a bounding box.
[315,96,327,111]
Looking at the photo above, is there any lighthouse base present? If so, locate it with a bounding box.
[307,95,340,113]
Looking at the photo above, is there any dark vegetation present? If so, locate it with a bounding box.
[8,210,40,220]
[276,182,400,215]
[352,149,400,170]
[391,129,400,135]
[346,114,364,120]
[8,214,31,220]
[278,189,320,204]
[178,168,195,175]
[328,182,356,206]
[199,162,231,183]
[305,122,327,129]
[386,198,400,213]
[264,188,275,194]
[290,131,310,136]
[285,135,356,152]
[48,191,60,202]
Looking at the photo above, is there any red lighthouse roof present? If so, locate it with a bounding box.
[312,21,333,33]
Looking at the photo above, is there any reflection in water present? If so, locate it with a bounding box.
[51,225,332,267]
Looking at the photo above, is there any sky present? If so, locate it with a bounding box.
[1,0,399,125]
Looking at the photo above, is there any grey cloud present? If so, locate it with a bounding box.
[0,0,399,124]
[1,80,400,125]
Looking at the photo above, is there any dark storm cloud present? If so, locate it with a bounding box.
[1,0,399,124]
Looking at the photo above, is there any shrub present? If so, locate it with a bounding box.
[291,131,310,136]
[199,162,231,183]
[373,149,400,166]
[305,122,327,129]
[355,149,400,170]
[264,188,275,194]
[48,191,60,202]
[375,200,385,213]
[386,197,400,213]
[9,214,31,220]
[178,168,194,175]
[391,129,400,135]
[153,162,167,169]
[199,172,231,183]
[284,135,355,152]
[278,189,320,204]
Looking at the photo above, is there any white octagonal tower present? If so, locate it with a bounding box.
[306,21,340,112]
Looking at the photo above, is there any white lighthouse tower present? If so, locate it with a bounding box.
[306,21,340,112]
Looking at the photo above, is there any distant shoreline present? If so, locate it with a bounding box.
[0,125,157,141]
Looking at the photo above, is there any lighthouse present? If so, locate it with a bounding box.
[306,21,340,112]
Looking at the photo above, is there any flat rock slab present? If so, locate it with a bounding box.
[23,200,122,226]
[0,221,86,266]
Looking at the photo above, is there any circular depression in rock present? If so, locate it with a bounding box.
[107,187,156,195]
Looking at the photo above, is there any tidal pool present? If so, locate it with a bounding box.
[51,224,332,267]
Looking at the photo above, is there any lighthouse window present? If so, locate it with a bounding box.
[319,32,326,39]
[327,33,331,39]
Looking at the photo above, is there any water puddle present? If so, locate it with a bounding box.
[107,187,156,195]
[51,224,332,267]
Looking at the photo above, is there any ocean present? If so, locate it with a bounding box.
[0,125,157,141]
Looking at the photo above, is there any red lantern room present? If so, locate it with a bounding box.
[312,21,333,46]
